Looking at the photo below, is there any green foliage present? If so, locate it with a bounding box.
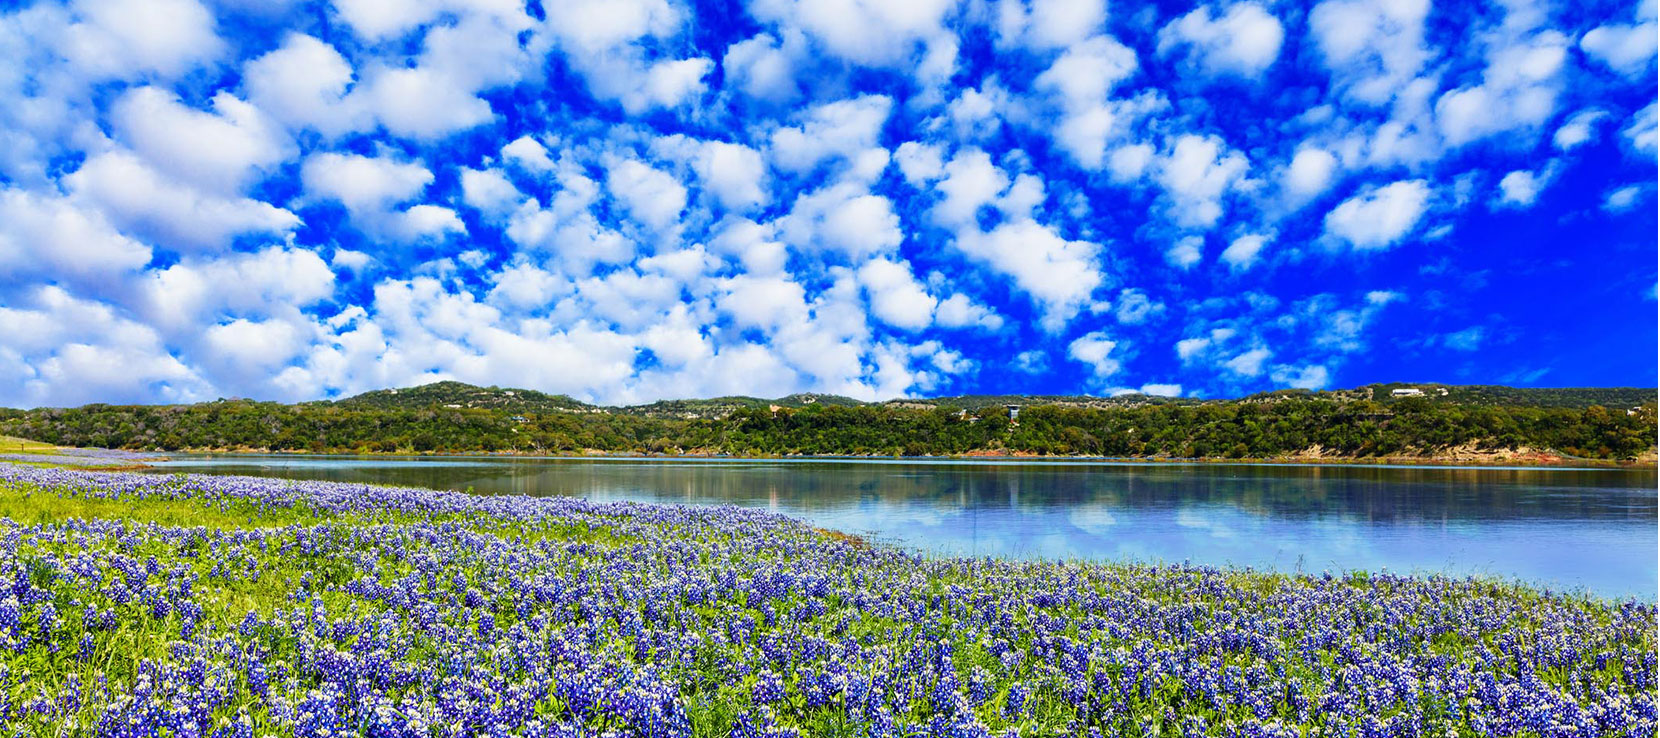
[1357,384,1656,409]
[326,379,596,412]
[2,386,1654,460]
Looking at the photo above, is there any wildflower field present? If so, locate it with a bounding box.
[0,462,1653,737]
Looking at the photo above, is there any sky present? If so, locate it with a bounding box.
[0,0,1654,408]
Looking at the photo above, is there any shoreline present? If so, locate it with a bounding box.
[113,447,1656,470]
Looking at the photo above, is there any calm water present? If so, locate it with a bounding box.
[146,455,1659,599]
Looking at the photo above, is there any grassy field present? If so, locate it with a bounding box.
[0,434,56,453]
[0,462,1653,736]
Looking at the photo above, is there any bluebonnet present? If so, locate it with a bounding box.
[0,461,1653,736]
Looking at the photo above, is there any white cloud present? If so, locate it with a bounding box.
[358,65,496,140]
[1034,35,1142,168]
[399,205,467,241]
[1580,18,1658,78]
[62,0,225,79]
[307,277,647,402]
[857,258,936,331]
[0,286,209,408]
[502,136,557,173]
[506,191,635,277]
[996,0,1106,50]
[1602,184,1646,213]
[0,188,153,286]
[1175,336,1210,361]
[1157,3,1285,78]
[1066,331,1120,378]
[1622,102,1657,156]
[749,0,956,68]
[331,0,442,40]
[1495,169,1545,208]
[332,249,372,272]
[637,306,712,368]
[642,58,715,109]
[1435,31,1569,147]
[1156,134,1249,228]
[695,141,769,211]
[931,149,1009,228]
[1271,364,1330,390]
[1114,288,1163,325]
[541,0,683,51]
[639,245,720,284]
[1443,326,1484,351]
[1308,0,1431,105]
[569,269,685,330]
[67,150,300,251]
[716,274,810,331]
[946,86,1001,140]
[204,318,306,372]
[1140,383,1182,397]
[1223,347,1270,376]
[1552,109,1606,151]
[770,95,892,174]
[607,158,688,232]
[723,32,799,102]
[1220,232,1270,270]
[302,151,432,215]
[112,86,291,192]
[459,167,525,220]
[542,0,713,113]
[1165,236,1203,270]
[895,141,946,185]
[710,218,789,275]
[777,181,902,258]
[1284,146,1338,200]
[301,151,461,242]
[1323,179,1431,249]
[1040,43,1139,98]
[242,33,365,136]
[1107,143,1154,181]
[139,246,336,331]
[486,262,571,311]
[934,293,1003,330]
[955,220,1102,331]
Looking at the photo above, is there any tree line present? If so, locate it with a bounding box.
[0,395,1653,461]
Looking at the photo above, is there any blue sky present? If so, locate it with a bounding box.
[0,0,1654,408]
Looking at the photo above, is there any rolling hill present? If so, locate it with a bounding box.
[1,380,1651,461]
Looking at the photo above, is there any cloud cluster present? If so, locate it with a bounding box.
[0,0,1652,408]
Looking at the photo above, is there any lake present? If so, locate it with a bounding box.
[145,455,1658,600]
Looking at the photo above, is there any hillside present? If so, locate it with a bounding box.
[615,393,866,419]
[884,393,1197,411]
[324,380,598,413]
[0,380,1653,462]
[1355,383,1655,409]
[318,381,1654,417]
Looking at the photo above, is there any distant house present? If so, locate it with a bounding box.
[1391,388,1425,397]
[1005,404,1021,420]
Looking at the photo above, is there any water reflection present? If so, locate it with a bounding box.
[147,456,1658,599]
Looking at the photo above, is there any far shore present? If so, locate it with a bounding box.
[37,446,1653,470]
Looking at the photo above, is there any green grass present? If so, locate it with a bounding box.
[0,478,638,545]
[0,435,60,454]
